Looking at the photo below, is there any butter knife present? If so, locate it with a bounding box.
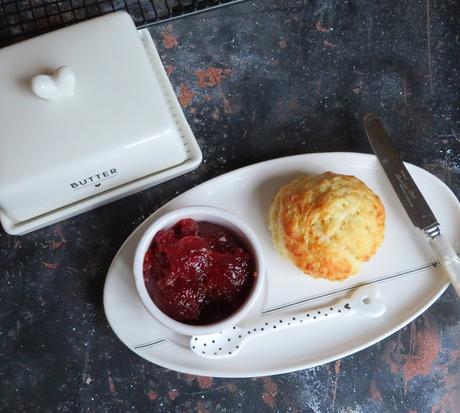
[364,113,460,296]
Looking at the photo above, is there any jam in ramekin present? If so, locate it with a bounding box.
[143,218,256,324]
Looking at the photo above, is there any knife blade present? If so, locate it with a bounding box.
[364,113,460,296]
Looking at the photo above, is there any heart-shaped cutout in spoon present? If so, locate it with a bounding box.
[31,66,76,101]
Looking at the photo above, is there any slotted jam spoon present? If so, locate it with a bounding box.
[190,284,385,359]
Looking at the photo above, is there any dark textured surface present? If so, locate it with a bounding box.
[1,0,459,412]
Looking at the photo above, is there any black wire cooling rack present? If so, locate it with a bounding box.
[0,0,247,46]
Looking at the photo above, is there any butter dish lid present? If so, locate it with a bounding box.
[0,12,201,234]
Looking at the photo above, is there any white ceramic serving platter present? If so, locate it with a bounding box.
[103,152,459,377]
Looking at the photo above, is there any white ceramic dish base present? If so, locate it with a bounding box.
[103,153,459,377]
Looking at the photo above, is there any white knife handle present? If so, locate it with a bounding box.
[429,234,460,296]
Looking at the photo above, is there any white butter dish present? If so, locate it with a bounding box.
[0,12,201,235]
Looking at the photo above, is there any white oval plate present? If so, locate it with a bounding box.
[103,152,459,378]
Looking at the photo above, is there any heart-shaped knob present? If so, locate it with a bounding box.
[31,66,76,101]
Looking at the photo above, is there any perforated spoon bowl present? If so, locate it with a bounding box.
[190,285,385,359]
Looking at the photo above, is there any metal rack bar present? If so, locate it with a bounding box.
[0,0,248,46]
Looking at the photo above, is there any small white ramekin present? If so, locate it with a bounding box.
[133,205,266,337]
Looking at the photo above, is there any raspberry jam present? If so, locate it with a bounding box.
[143,218,257,324]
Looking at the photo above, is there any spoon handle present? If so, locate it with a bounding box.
[191,285,385,359]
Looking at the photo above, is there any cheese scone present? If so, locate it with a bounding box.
[269,172,385,281]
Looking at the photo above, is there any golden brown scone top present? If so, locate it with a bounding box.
[269,172,385,281]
